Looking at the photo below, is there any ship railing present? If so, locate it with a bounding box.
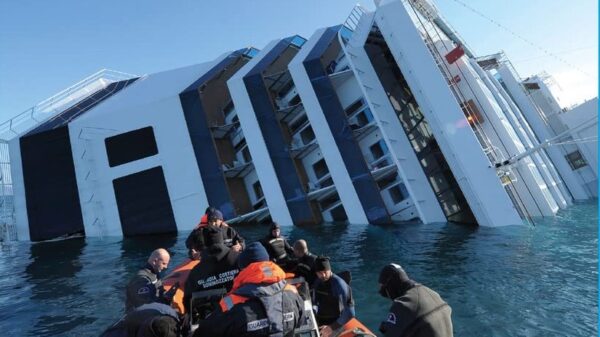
[339,4,369,46]
[404,1,532,224]
[343,4,368,32]
[0,69,138,141]
[0,142,15,241]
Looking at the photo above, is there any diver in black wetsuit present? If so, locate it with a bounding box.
[125,248,170,312]
[259,222,294,271]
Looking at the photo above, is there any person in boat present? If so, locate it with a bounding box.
[183,226,240,314]
[186,229,203,261]
[378,264,453,337]
[193,242,304,337]
[100,302,180,337]
[125,248,171,312]
[312,256,355,337]
[185,206,215,258]
[292,239,317,286]
[206,209,244,252]
[259,222,294,271]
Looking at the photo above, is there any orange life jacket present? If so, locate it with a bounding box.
[195,214,208,229]
[219,261,296,312]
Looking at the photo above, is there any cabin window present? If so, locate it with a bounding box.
[253,181,264,200]
[105,127,158,167]
[300,126,316,145]
[344,98,365,117]
[312,159,329,180]
[241,147,252,163]
[388,183,408,204]
[370,141,387,160]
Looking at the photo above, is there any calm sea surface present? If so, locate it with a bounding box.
[0,202,597,336]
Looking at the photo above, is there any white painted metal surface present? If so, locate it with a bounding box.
[376,0,522,226]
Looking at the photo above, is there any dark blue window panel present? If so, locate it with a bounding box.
[113,166,177,236]
[20,126,85,241]
[178,52,249,219]
[303,26,390,224]
[26,78,138,136]
[105,126,158,167]
[243,40,318,226]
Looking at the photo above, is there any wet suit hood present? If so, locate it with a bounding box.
[379,263,416,299]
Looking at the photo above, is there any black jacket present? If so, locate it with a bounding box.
[220,225,245,249]
[125,264,162,312]
[379,285,453,337]
[183,245,240,314]
[100,303,179,337]
[292,253,317,286]
[194,281,304,337]
[260,235,294,262]
[186,227,205,251]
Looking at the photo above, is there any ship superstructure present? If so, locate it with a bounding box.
[1,0,596,241]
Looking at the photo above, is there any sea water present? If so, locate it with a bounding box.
[0,202,596,336]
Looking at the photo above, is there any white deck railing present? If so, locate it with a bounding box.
[0,69,138,142]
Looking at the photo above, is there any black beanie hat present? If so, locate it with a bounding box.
[202,226,224,247]
[238,242,270,269]
[270,222,280,230]
[207,209,224,221]
[314,256,331,272]
[149,316,178,337]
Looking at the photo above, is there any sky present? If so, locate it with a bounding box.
[0,0,597,123]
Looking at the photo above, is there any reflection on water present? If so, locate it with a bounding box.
[0,202,597,336]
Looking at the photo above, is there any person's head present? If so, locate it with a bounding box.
[148,248,170,274]
[315,256,332,282]
[293,239,308,258]
[378,263,415,299]
[188,230,205,260]
[238,242,270,269]
[206,209,224,227]
[270,222,281,238]
[204,206,216,215]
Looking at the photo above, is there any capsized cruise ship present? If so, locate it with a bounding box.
[1,0,596,241]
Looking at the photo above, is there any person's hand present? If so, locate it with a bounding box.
[222,222,229,227]
[191,249,201,260]
[162,282,179,303]
[231,243,242,252]
[319,325,333,337]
